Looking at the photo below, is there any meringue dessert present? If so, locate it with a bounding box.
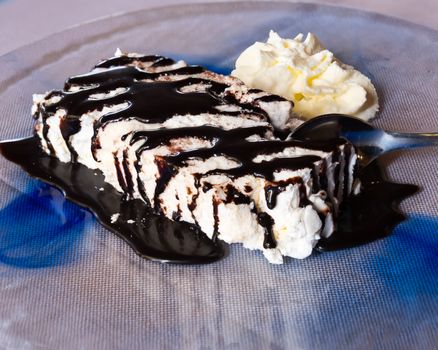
[31,51,359,264]
[232,31,379,121]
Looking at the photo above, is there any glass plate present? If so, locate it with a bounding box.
[0,2,437,348]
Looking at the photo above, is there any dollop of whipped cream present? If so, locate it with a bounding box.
[232,31,379,121]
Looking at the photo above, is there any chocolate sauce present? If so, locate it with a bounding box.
[265,178,302,210]
[0,137,225,263]
[257,212,276,249]
[255,95,286,103]
[132,125,269,153]
[316,161,418,251]
[225,184,251,205]
[0,136,418,262]
[40,55,273,150]
[3,55,418,263]
[49,74,222,126]
[95,54,174,69]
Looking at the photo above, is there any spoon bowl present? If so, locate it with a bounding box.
[290,114,438,168]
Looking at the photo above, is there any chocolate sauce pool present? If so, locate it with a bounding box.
[0,137,226,263]
[0,136,417,262]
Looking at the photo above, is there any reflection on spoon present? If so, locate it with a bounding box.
[290,114,438,168]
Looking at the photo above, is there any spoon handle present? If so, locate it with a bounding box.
[386,131,438,151]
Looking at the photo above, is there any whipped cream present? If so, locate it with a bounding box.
[232,31,379,121]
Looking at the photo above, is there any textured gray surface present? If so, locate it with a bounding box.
[1,0,438,56]
[0,3,437,349]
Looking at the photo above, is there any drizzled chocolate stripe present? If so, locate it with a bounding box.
[95,55,176,69]
[164,139,342,166]
[41,123,55,156]
[257,212,276,249]
[132,125,270,153]
[122,149,135,197]
[113,153,128,193]
[255,95,286,103]
[265,177,303,210]
[201,156,321,181]
[64,66,205,88]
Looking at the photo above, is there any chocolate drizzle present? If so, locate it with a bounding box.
[257,212,277,249]
[265,177,302,210]
[34,54,348,251]
[48,74,224,127]
[0,137,226,263]
[38,55,278,157]
[132,125,270,153]
[0,136,418,262]
[316,161,418,251]
[3,54,418,263]
[94,54,176,69]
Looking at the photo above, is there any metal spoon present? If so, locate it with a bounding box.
[290,114,438,168]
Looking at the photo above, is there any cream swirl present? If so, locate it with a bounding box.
[232,31,379,121]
